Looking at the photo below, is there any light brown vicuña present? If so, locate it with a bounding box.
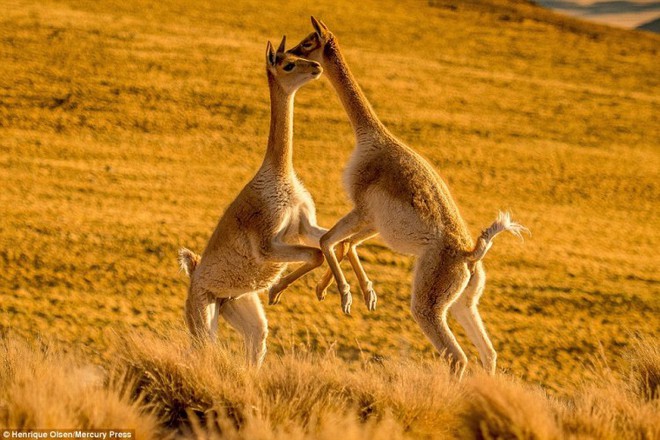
[179,37,329,368]
[288,17,528,377]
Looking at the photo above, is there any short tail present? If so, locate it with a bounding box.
[467,211,529,262]
[178,248,201,277]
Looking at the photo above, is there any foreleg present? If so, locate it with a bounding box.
[264,236,324,305]
[319,210,372,314]
[345,228,379,311]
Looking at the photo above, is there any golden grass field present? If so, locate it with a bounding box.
[1,0,659,437]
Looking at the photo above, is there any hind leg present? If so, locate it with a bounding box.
[411,250,471,378]
[450,262,497,374]
[220,292,268,368]
[184,284,218,345]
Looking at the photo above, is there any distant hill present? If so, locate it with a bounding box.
[538,1,660,15]
[637,16,660,31]
[536,0,660,28]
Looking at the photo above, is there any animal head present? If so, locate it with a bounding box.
[266,36,322,93]
[287,16,334,63]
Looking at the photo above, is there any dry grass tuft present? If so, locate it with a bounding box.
[464,375,560,439]
[629,337,660,401]
[554,337,660,439]
[1,332,659,438]
[114,330,248,430]
[0,336,162,439]
[111,330,466,438]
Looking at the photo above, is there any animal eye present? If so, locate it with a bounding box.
[303,42,313,48]
[283,63,295,71]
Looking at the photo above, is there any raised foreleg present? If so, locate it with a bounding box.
[319,210,373,314]
[345,228,379,311]
[296,207,353,302]
[264,235,325,305]
[316,227,379,310]
[269,206,354,304]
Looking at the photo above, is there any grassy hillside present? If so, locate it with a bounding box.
[0,0,658,409]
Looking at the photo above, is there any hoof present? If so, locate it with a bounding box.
[364,288,377,311]
[268,285,282,305]
[315,283,327,301]
[340,286,352,315]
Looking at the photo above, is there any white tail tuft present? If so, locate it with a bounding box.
[468,211,529,262]
[483,211,529,242]
[178,248,201,277]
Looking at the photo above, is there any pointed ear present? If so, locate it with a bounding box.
[266,41,276,67]
[319,19,329,31]
[277,35,286,54]
[311,16,327,38]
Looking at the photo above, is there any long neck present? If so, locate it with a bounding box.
[263,76,295,175]
[322,40,386,138]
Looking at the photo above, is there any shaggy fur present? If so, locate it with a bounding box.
[288,18,528,377]
[181,38,330,367]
